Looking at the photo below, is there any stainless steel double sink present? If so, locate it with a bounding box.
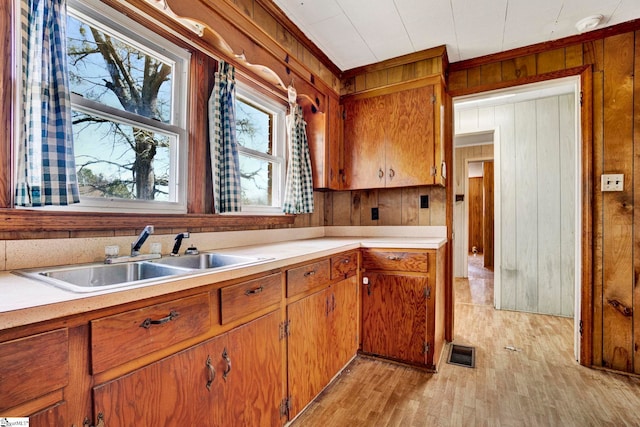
[14,253,269,293]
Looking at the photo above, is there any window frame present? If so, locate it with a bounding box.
[32,0,191,214]
[234,82,287,215]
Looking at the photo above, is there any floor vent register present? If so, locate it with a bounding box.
[447,344,476,368]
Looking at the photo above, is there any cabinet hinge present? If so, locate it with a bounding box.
[580,91,583,106]
[424,286,431,299]
[422,342,430,354]
[279,397,291,418]
[279,320,290,340]
[431,94,436,104]
[579,320,583,336]
[342,109,346,120]
[430,165,437,176]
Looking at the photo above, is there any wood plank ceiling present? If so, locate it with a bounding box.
[271,0,640,70]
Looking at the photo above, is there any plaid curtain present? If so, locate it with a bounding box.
[16,0,79,206]
[209,61,242,213]
[283,101,314,214]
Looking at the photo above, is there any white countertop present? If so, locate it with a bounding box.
[0,233,446,331]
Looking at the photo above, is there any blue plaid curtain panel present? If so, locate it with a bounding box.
[283,101,314,214]
[209,61,242,213]
[16,0,80,207]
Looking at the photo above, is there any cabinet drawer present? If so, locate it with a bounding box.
[0,329,69,411]
[220,273,281,324]
[362,250,428,272]
[287,259,330,297]
[91,293,211,374]
[331,252,358,280]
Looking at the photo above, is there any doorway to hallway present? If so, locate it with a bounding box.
[453,76,581,361]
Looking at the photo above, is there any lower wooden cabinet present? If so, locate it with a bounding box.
[1,248,446,424]
[287,276,358,418]
[361,247,446,370]
[93,310,284,427]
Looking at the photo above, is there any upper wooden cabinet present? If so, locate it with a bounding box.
[342,77,446,190]
[305,92,343,190]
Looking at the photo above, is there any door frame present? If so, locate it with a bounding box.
[449,66,593,365]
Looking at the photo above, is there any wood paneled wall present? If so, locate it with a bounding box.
[323,187,446,227]
[449,26,640,373]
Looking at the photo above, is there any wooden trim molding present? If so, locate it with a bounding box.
[0,210,295,233]
[580,66,594,367]
[450,18,640,72]
[0,0,12,209]
[448,65,590,98]
[341,74,444,101]
[342,46,449,80]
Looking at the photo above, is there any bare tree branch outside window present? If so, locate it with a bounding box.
[67,15,173,201]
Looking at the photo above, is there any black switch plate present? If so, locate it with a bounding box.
[420,195,429,209]
[371,207,379,220]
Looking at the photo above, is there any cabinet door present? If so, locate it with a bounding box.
[29,402,68,427]
[362,272,428,365]
[385,85,435,187]
[327,93,343,189]
[287,288,330,419]
[343,96,386,189]
[93,334,225,427]
[0,329,69,412]
[328,276,358,374]
[223,311,284,427]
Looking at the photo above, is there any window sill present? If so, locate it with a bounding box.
[0,209,295,234]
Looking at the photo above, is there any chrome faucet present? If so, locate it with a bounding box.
[131,225,154,256]
[171,232,190,256]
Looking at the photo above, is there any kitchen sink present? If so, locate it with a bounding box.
[15,261,194,293]
[148,253,268,270]
[13,252,272,293]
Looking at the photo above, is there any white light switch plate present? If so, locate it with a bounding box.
[601,174,624,191]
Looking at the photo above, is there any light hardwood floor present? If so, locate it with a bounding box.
[290,255,640,426]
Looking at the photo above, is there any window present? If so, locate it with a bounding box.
[235,84,286,214]
[64,0,190,213]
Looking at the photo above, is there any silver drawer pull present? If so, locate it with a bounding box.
[386,256,402,261]
[304,270,316,277]
[245,286,264,296]
[139,310,179,329]
[342,259,350,264]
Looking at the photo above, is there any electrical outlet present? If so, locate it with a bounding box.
[371,207,379,220]
[601,174,624,191]
[420,195,429,209]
